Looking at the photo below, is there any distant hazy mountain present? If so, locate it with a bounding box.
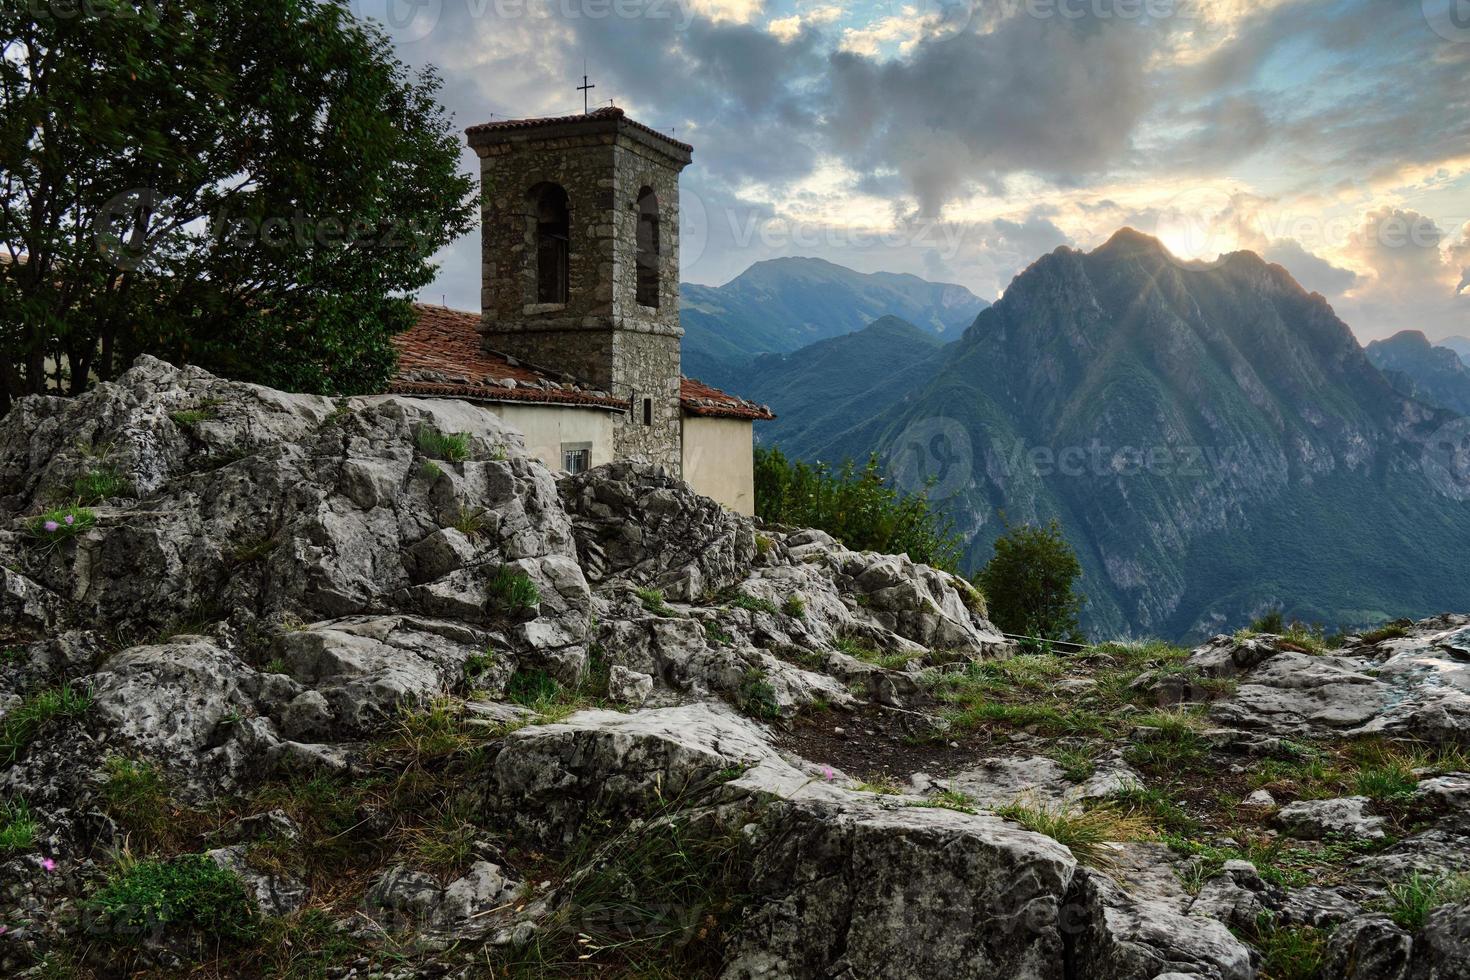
[679,257,987,387]
[1366,330,1470,416]
[736,315,946,452]
[767,229,1470,640]
[1438,336,1470,367]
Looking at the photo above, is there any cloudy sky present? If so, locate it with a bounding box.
[364,0,1470,343]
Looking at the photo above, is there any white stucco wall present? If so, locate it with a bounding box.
[489,403,618,474]
[682,415,756,515]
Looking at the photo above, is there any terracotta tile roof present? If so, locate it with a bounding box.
[391,305,627,409]
[680,376,775,420]
[465,106,694,154]
[391,304,774,420]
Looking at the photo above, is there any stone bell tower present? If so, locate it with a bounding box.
[465,106,691,471]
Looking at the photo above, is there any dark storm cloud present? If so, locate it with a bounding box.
[824,14,1157,215]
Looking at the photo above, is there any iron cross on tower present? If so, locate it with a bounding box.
[577,74,595,114]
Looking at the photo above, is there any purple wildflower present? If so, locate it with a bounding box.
[43,520,59,533]
[820,765,836,781]
[40,858,56,872]
[64,514,75,525]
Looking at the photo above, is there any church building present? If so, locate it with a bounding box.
[387,106,772,515]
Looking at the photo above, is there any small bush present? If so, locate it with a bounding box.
[25,506,96,542]
[975,518,1085,644]
[0,798,38,855]
[995,800,1151,867]
[0,645,24,665]
[754,534,772,558]
[416,427,470,462]
[1380,872,1470,930]
[703,621,733,646]
[487,566,540,615]
[1,682,92,765]
[87,853,257,947]
[782,595,806,619]
[419,459,443,481]
[738,668,780,720]
[72,467,133,504]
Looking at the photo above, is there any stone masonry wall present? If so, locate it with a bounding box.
[470,115,687,472]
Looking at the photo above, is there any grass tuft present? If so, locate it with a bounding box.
[994,799,1152,867]
[25,506,97,542]
[415,427,471,462]
[487,566,540,615]
[1,682,92,765]
[0,798,38,855]
[1379,872,1470,930]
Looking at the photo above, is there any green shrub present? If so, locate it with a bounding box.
[416,427,470,462]
[71,467,133,504]
[0,646,24,665]
[87,853,257,947]
[703,621,733,646]
[738,668,780,720]
[975,518,1085,644]
[24,506,97,542]
[1,683,92,765]
[782,595,806,619]
[0,798,37,855]
[487,566,540,615]
[753,447,961,571]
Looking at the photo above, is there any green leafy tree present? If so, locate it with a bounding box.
[976,518,1085,643]
[0,0,476,409]
[754,446,962,571]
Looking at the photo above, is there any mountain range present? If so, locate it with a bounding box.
[731,229,1470,640]
[1366,330,1470,416]
[678,256,987,387]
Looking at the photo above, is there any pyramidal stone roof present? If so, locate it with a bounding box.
[390,305,773,420]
